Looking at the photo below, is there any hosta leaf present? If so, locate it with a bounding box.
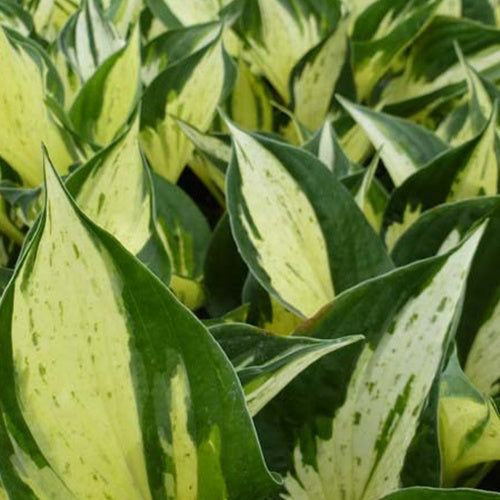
[0,1,33,36]
[69,25,140,147]
[106,0,142,37]
[390,197,500,402]
[226,120,393,318]
[59,0,124,84]
[141,22,221,86]
[290,22,349,130]
[458,205,500,400]
[146,0,231,28]
[392,197,499,265]
[0,151,279,499]
[0,27,78,186]
[439,352,500,487]
[353,0,438,100]
[438,47,500,146]
[152,172,211,309]
[176,119,230,204]
[141,30,235,182]
[227,58,273,132]
[341,168,389,234]
[239,0,338,102]
[383,16,500,116]
[462,0,496,25]
[204,213,248,317]
[353,153,387,232]
[242,274,303,336]
[382,487,500,499]
[384,110,499,249]
[210,323,363,417]
[303,119,354,177]
[338,96,448,186]
[28,0,79,41]
[270,223,485,499]
[65,114,171,284]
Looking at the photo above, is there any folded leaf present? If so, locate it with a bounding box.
[440,352,500,487]
[0,150,279,499]
[211,323,363,416]
[303,119,354,177]
[338,96,448,186]
[226,120,393,318]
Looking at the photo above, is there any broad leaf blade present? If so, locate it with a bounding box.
[226,120,393,318]
[0,152,279,498]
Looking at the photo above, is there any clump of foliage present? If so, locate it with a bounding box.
[0,0,499,499]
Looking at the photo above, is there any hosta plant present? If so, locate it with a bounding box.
[0,0,500,499]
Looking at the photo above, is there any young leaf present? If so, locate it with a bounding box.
[0,27,78,186]
[226,120,393,318]
[227,58,273,132]
[383,16,500,116]
[384,110,499,249]
[277,223,485,499]
[338,96,448,186]
[352,0,438,100]
[290,22,349,130]
[58,0,124,84]
[239,0,337,102]
[439,352,500,487]
[0,151,279,499]
[210,323,363,417]
[303,119,354,177]
[69,25,141,146]
[141,31,235,182]
[65,114,171,284]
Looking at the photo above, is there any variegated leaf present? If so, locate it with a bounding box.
[277,223,485,500]
[290,21,349,130]
[338,96,448,186]
[210,322,363,416]
[239,0,338,102]
[141,31,235,182]
[382,16,500,117]
[384,109,499,249]
[146,0,231,28]
[440,352,500,487]
[226,119,393,318]
[69,25,140,147]
[303,119,354,177]
[0,151,279,499]
[65,113,171,284]
[152,172,211,309]
[0,27,78,186]
[227,58,273,132]
[59,0,124,84]
[352,0,438,100]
